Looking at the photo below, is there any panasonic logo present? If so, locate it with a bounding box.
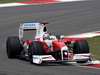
[23,23,37,26]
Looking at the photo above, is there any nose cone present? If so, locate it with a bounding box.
[53,40,66,52]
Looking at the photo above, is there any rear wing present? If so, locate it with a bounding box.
[19,22,40,39]
[20,22,40,30]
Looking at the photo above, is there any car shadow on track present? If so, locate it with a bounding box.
[13,57,76,67]
[35,62,75,66]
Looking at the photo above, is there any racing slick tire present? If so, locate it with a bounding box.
[73,40,90,63]
[29,41,45,64]
[73,40,89,54]
[6,36,23,58]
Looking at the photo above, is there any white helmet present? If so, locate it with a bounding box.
[49,35,57,40]
[43,33,49,40]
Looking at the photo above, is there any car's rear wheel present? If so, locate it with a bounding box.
[73,40,90,63]
[29,41,45,64]
[6,36,23,58]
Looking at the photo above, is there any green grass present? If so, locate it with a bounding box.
[0,0,31,3]
[87,36,100,60]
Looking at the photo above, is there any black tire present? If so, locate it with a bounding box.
[76,61,88,63]
[6,36,23,58]
[29,41,45,64]
[73,40,90,63]
[73,40,89,54]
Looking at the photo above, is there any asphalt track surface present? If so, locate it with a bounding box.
[0,0,100,75]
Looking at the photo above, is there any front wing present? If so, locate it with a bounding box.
[32,53,91,64]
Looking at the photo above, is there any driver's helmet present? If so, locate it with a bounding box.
[49,35,57,40]
[43,33,49,40]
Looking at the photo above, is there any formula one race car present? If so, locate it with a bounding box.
[6,21,91,64]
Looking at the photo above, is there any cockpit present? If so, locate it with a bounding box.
[43,33,57,40]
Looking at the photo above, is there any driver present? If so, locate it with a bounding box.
[43,33,50,40]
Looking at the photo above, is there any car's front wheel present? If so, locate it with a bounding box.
[73,40,90,63]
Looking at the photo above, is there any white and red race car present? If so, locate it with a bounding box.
[6,21,91,64]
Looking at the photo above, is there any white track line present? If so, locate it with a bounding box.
[0,3,28,7]
[66,31,100,38]
[0,0,87,8]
